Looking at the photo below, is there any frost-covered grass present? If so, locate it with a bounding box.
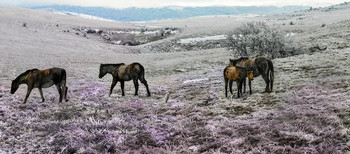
[178,35,227,44]
[1,4,350,153]
[0,78,348,153]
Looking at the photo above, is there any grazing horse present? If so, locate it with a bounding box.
[229,57,274,93]
[99,63,151,97]
[11,68,68,103]
[224,66,254,98]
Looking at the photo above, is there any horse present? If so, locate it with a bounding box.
[229,57,274,93]
[99,63,151,97]
[224,66,254,98]
[11,67,68,103]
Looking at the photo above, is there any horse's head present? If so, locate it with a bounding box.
[246,70,254,80]
[99,64,107,78]
[11,80,19,94]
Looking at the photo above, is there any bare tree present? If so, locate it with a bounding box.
[227,21,298,59]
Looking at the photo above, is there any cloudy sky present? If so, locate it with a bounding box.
[0,0,346,8]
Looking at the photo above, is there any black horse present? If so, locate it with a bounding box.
[11,68,68,103]
[99,63,151,97]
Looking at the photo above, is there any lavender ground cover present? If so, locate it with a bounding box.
[0,77,348,153]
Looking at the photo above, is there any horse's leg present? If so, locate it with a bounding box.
[236,81,240,98]
[243,77,246,93]
[55,84,62,102]
[224,78,228,97]
[133,79,139,96]
[61,83,68,102]
[239,81,244,96]
[269,70,274,92]
[261,73,270,92]
[109,78,118,97]
[229,80,233,95]
[64,86,68,102]
[139,77,151,96]
[38,87,45,102]
[249,79,252,94]
[23,86,33,104]
[120,81,125,96]
[240,81,244,97]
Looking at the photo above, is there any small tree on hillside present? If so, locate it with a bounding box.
[227,21,296,59]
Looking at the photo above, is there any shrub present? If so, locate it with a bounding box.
[227,21,301,59]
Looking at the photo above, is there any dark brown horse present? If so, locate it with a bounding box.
[99,63,151,97]
[229,57,274,93]
[11,68,68,103]
[224,66,254,98]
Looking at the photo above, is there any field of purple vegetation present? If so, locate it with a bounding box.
[0,78,349,153]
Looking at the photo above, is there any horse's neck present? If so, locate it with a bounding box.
[106,66,117,74]
[16,75,28,85]
[239,72,247,79]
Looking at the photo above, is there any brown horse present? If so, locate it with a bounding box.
[224,66,254,98]
[99,63,151,97]
[11,68,68,103]
[229,57,274,93]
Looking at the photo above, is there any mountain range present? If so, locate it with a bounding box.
[31,5,311,21]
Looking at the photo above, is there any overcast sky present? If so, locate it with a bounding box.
[0,0,346,8]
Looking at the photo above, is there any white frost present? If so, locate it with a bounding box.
[179,35,227,44]
[285,33,296,37]
[53,11,115,22]
[183,78,209,84]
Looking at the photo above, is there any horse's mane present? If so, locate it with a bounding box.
[15,69,39,82]
[101,63,125,67]
[235,57,249,62]
[230,56,249,66]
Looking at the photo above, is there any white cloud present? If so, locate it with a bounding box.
[0,0,346,8]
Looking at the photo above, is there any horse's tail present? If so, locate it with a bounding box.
[267,59,274,92]
[60,69,68,101]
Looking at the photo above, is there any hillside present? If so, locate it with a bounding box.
[0,3,349,153]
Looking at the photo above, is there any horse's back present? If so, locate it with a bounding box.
[254,57,269,72]
[25,67,66,88]
[46,67,66,81]
[255,57,269,65]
